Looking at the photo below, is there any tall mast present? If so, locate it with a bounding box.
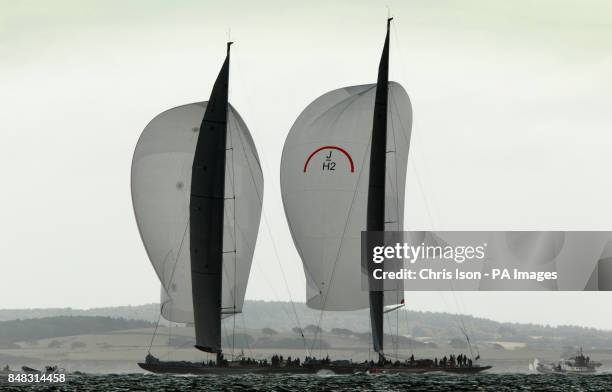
[366,18,392,363]
[190,42,233,359]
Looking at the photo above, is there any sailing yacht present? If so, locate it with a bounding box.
[131,41,363,376]
[281,18,491,374]
[131,42,270,374]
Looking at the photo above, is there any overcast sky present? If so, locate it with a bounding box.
[2,1,612,329]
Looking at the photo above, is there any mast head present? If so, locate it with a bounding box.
[227,41,234,54]
[387,17,393,30]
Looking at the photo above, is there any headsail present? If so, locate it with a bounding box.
[131,44,263,354]
[280,21,412,319]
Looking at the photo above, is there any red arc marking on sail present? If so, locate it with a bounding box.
[303,146,355,173]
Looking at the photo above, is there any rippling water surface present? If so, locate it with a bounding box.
[6,373,612,391]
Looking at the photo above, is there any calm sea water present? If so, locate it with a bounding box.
[5,373,612,391]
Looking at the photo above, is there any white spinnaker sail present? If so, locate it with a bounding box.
[280,82,412,310]
[131,102,263,322]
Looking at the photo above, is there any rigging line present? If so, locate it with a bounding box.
[221,318,230,358]
[413,114,443,227]
[383,312,393,357]
[218,115,239,308]
[407,250,466,354]
[389,92,402,233]
[222,193,298,333]
[447,278,468,331]
[229,111,238,357]
[409,149,435,228]
[389,29,442,228]
[145,114,194,299]
[387,27,439,227]
[450,294,476,361]
[437,290,462,330]
[403,308,415,357]
[240,313,254,359]
[165,337,203,357]
[219,185,241,309]
[390,96,436,229]
[167,319,171,360]
[457,298,474,348]
[222,318,243,361]
[252,257,299,331]
[147,306,165,353]
[161,219,190,310]
[148,159,190,317]
[233,121,310,356]
[386,306,399,359]
[438,288,476,359]
[396,300,400,358]
[218,115,250,311]
[161,114,198,302]
[388,91,405,356]
[282,203,328,290]
[448,283,478,359]
[453,288,479,353]
[227,55,238,318]
[316,91,369,129]
[162,117,200,298]
[308,131,374,353]
[158,249,174,295]
[220,206,237,306]
[262,195,310,355]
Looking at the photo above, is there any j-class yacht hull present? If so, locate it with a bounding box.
[137,361,492,375]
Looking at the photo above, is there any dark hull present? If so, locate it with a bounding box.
[21,366,41,374]
[138,362,492,375]
[138,363,358,375]
[369,366,492,374]
[432,366,493,374]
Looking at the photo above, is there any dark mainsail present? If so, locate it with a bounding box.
[190,42,233,354]
[367,18,392,358]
